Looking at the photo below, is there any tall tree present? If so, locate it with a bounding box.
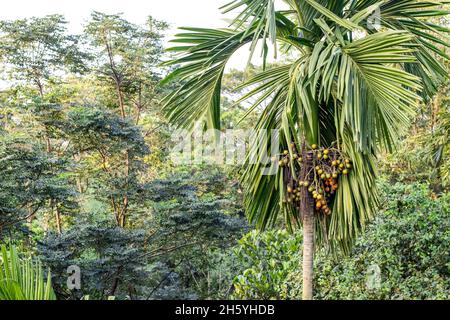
[0,136,76,236]
[61,106,149,228]
[84,12,167,227]
[162,0,449,299]
[0,14,86,98]
[0,15,86,233]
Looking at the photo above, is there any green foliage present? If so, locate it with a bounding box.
[62,107,150,224]
[0,244,56,300]
[163,0,449,253]
[40,222,148,300]
[65,107,149,158]
[0,14,87,91]
[233,230,301,299]
[84,11,167,118]
[221,0,277,62]
[0,6,448,301]
[315,182,449,300]
[141,167,248,300]
[38,166,247,300]
[380,83,450,190]
[85,11,167,72]
[0,136,77,235]
[162,28,250,130]
[233,182,450,300]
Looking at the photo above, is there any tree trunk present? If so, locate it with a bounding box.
[109,266,123,297]
[46,137,52,153]
[116,85,126,119]
[302,206,314,300]
[55,205,62,234]
[301,148,314,300]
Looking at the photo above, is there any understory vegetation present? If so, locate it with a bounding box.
[233,182,449,300]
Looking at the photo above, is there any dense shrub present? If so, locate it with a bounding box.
[233,182,450,300]
[233,229,302,299]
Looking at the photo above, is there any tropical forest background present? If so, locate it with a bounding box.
[0,8,448,300]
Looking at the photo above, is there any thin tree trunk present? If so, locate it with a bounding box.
[46,137,52,153]
[109,266,123,297]
[50,198,62,234]
[110,277,119,296]
[120,152,130,228]
[27,204,36,223]
[109,59,130,229]
[55,205,62,234]
[116,85,126,119]
[35,77,44,99]
[76,177,83,193]
[301,147,314,300]
[302,206,314,300]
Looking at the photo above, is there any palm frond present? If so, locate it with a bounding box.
[162,28,253,130]
[221,0,278,62]
[340,31,422,151]
[353,0,450,99]
[162,0,449,253]
[0,244,56,300]
[305,0,360,31]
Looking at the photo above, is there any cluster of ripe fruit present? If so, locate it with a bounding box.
[279,143,352,216]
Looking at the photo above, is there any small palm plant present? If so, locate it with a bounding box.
[0,244,56,300]
[162,1,449,299]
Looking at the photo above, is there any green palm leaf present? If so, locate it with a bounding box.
[162,28,254,130]
[222,0,278,61]
[0,244,56,300]
[162,0,449,253]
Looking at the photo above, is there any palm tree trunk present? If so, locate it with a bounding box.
[301,149,314,300]
[302,206,314,300]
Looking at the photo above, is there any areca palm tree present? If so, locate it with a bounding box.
[162,0,449,299]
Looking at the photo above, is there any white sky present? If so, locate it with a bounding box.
[0,0,285,70]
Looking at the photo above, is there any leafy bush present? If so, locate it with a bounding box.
[39,166,248,300]
[233,230,302,299]
[233,182,450,300]
[40,223,148,300]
